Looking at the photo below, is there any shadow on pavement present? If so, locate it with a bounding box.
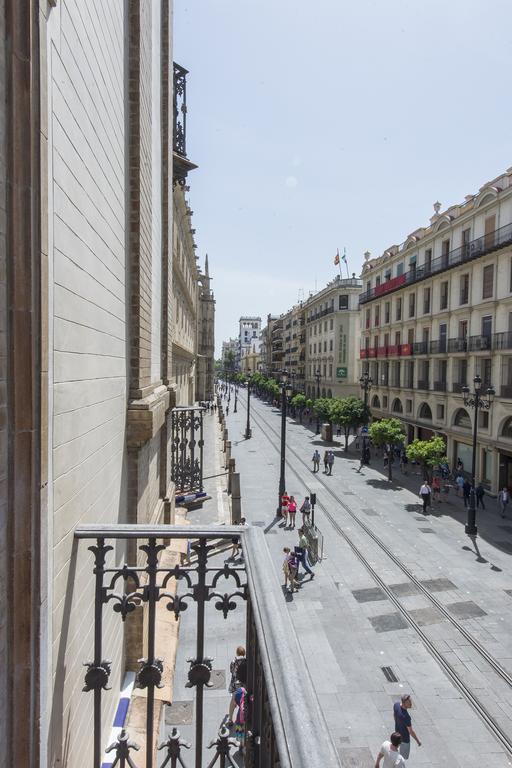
[366,478,404,491]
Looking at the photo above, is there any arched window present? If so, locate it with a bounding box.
[453,408,471,429]
[371,394,381,409]
[327,388,333,398]
[321,388,326,398]
[418,402,432,420]
[501,417,512,439]
[392,398,403,414]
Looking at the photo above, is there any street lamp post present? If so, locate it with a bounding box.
[461,374,495,537]
[359,370,373,466]
[277,371,292,514]
[234,381,238,413]
[315,368,321,434]
[245,376,252,439]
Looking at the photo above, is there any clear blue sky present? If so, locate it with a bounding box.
[174,0,512,357]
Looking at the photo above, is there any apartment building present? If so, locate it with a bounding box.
[196,255,216,401]
[238,316,261,366]
[304,276,362,399]
[260,314,278,376]
[221,337,238,368]
[360,168,512,492]
[282,303,306,392]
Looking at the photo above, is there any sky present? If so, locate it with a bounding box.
[174,0,512,357]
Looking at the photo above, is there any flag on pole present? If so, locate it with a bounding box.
[334,249,340,266]
[341,247,347,264]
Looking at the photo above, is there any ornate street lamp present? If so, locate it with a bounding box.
[461,374,495,537]
[277,370,293,514]
[315,368,322,434]
[359,369,373,466]
[234,380,238,413]
[245,375,252,439]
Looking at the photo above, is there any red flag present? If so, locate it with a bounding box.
[334,249,340,265]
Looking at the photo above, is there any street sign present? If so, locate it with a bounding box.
[361,426,369,434]
[336,366,348,379]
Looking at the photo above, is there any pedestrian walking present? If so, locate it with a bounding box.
[230,517,246,560]
[300,496,311,526]
[462,478,471,508]
[499,486,510,518]
[288,496,297,528]
[233,684,247,752]
[374,732,406,768]
[476,482,486,510]
[419,481,431,514]
[327,450,334,476]
[294,528,314,578]
[456,457,464,473]
[282,547,298,593]
[399,452,408,475]
[312,449,320,473]
[432,475,441,502]
[227,646,247,724]
[393,694,421,761]
[323,450,329,474]
[455,473,464,497]
[280,492,290,525]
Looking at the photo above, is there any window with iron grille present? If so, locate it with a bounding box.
[423,287,431,314]
[482,264,494,299]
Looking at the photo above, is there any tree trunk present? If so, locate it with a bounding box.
[344,429,349,452]
[388,460,393,481]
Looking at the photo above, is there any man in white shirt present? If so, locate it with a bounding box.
[375,732,406,768]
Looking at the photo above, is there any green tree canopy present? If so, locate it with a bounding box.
[313,397,333,425]
[368,418,406,480]
[330,396,371,451]
[406,437,447,480]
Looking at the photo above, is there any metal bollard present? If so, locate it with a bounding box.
[231,473,241,523]
[228,458,236,495]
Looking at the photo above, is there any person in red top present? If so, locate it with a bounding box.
[432,475,441,502]
[281,492,290,525]
[288,496,297,528]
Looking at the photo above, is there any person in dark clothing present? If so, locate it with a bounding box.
[462,479,471,508]
[476,483,486,510]
[393,694,421,760]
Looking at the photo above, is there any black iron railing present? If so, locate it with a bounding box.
[359,221,512,304]
[452,382,464,393]
[468,335,492,352]
[75,525,338,768]
[448,338,468,353]
[433,381,447,392]
[493,332,512,350]
[417,379,429,390]
[413,341,428,355]
[173,63,188,157]
[429,340,447,354]
[171,407,204,492]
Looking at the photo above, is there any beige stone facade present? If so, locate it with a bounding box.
[172,184,199,405]
[240,344,261,374]
[360,169,512,493]
[304,277,362,399]
[282,304,306,391]
[196,255,216,401]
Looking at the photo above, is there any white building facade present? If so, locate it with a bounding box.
[360,168,512,493]
[238,316,261,367]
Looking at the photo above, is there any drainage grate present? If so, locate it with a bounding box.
[381,666,399,683]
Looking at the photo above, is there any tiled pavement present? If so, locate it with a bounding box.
[226,395,512,767]
[165,401,512,767]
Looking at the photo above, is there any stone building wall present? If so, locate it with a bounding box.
[0,0,7,755]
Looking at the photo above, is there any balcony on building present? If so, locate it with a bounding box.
[417,379,429,390]
[448,338,468,353]
[173,63,198,184]
[429,340,447,354]
[413,341,428,355]
[359,220,512,305]
[74,525,338,768]
[468,334,492,352]
[493,332,512,350]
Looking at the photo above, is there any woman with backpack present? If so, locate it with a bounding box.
[282,547,298,593]
[227,646,247,725]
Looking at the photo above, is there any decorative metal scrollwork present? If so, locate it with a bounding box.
[171,407,205,492]
[186,656,213,688]
[82,660,112,692]
[136,657,164,690]
[173,63,188,158]
[158,728,191,768]
[105,729,140,767]
[207,726,239,767]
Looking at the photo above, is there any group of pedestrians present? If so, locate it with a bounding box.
[226,645,248,752]
[375,694,421,766]
[419,474,510,518]
[311,448,335,475]
[282,528,315,593]
[280,491,311,527]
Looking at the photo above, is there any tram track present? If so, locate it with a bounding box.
[241,396,512,755]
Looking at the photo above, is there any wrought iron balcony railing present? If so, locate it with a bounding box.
[493,332,512,350]
[452,382,464,393]
[448,338,468,353]
[413,341,428,355]
[75,524,338,768]
[468,334,492,352]
[429,340,447,354]
[359,221,512,304]
[417,379,429,390]
[433,381,447,392]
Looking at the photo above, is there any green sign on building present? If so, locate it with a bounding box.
[336,366,348,379]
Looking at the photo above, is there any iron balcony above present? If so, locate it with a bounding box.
[359,221,512,305]
[448,338,468,353]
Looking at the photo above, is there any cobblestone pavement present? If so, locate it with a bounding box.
[218,392,512,767]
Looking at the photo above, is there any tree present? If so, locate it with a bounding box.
[330,396,371,452]
[313,397,333,426]
[291,393,307,422]
[406,436,447,481]
[224,350,236,371]
[368,418,405,481]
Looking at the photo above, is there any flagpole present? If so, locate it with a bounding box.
[344,247,349,279]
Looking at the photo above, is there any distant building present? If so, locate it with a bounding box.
[304,276,362,399]
[238,316,261,366]
[222,338,238,369]
[282,303,306,392]
[260,314,278,376]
